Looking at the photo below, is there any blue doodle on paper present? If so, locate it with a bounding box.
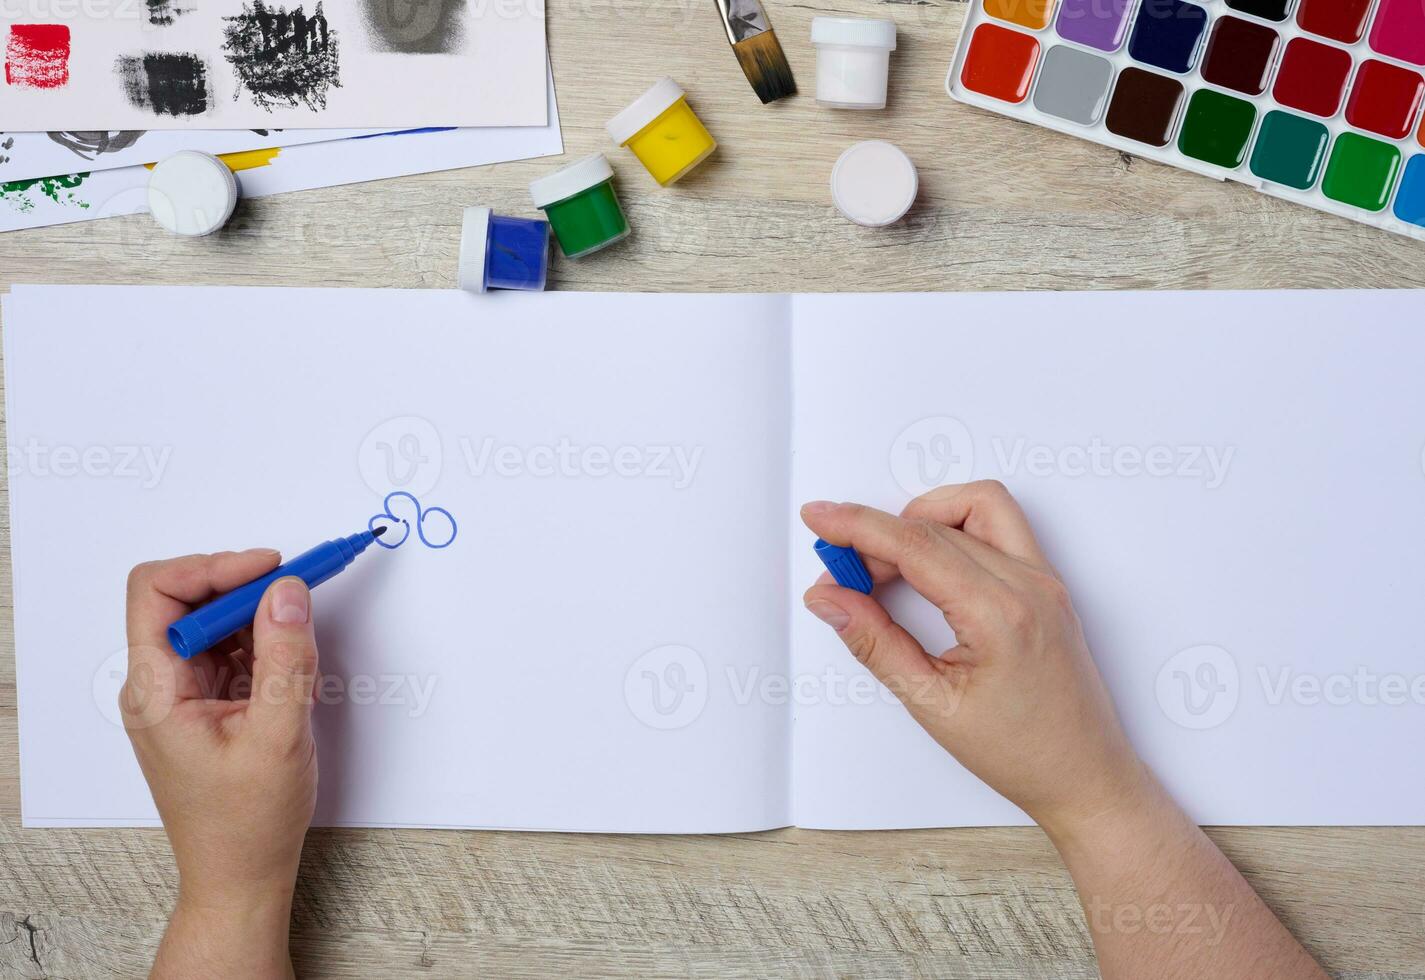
[369,491,457,550]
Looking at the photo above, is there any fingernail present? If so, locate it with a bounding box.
[246,547,281,559]
[802,501,836,516]
[805,599,850,631]
[270,578,310,625]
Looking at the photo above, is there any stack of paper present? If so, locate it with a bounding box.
[0,3,560,231]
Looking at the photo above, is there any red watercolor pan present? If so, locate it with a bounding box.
[1296,0,1373,44]
[1273,37,1353,117]
[1347,59,1425,139]
[960,23,1041,104]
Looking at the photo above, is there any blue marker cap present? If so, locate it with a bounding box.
[814,538,873,594]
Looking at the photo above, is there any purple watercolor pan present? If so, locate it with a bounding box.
[1054,0,1132,52]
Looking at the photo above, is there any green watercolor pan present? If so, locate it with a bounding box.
[947,0,1425,241]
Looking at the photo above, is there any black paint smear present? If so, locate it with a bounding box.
[47,131,145,159]
[146,0,192,25]
[362,0,466,53]
[115,53,213,117]
[222,1,341,112]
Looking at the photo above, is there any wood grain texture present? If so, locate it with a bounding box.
[2,0,1425,975]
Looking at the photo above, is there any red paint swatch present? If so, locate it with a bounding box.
[1347,59,1425,139]
[961,23,1041,104]
[1296,0,1373,44]
[5,24,71,89]
[1273,37,1353,117]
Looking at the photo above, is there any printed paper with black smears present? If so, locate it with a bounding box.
[0,0,547,130]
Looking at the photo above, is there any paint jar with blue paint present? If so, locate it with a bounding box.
[528,154,631,259]
[459,206,550,292]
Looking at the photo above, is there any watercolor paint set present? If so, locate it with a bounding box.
[947,0,1425,239]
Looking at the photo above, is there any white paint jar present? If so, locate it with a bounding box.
[810,17,898,110]
[830,140,918,226]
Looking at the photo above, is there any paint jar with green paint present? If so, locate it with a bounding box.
[528,154,631,259]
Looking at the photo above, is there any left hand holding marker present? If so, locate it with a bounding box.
[799,483,1152,836]
[123,550,321,977]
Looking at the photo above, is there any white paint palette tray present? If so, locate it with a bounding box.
[946,0,1425,241]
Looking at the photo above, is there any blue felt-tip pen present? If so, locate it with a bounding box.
[167,527,388,659]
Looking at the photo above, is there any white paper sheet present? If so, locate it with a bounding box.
[1,1,547,129]
[0,127,383,183]
[5,287,792,831]
[790,291,1425,828]
[0,72,562,232]
[8,287,1425,831]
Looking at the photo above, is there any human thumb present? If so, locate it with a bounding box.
[249,576,320,744]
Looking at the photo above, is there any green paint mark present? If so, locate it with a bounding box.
[0,172,92,213]
[1322,133,1402,212]
[1178,89,1257,169]
[1250,111,1329,191]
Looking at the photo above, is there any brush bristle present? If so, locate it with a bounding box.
[732,30,796,104]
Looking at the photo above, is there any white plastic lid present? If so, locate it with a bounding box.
[811,16,897,50]
[529,153,616,209]
[459,206,492,293]
[147,150,238,237]
[606,77,686,146]
[830,140,918,227]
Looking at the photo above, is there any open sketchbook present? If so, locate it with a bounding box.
[6,287,1425,831]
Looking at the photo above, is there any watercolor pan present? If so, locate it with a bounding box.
[948,0,1425,240]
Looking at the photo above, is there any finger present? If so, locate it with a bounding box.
[126,549,283,648]
[803,584,941,689]
[801,501,1000,622]
[248,577,319,748]
[222,628,256,683]
[124,549,283,708]
[901,481,1051,570]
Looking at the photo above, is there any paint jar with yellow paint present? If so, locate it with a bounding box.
[606,78,717,187]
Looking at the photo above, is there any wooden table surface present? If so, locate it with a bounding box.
[2,0,1424,976]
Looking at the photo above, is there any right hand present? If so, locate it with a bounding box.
[800,481,1156,835]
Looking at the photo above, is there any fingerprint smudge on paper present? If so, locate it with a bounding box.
[116,53,213,116]
[361,0,466,53]
[222,1,341,112]
[48,131,146,159]
[5,24,72,89]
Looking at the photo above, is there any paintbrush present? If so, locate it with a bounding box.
[714,0,796,104]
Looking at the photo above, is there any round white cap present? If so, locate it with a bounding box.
[459,206,492,293]
[811,16,897,50]
[529,153,616,209]
[830,140,918,227]
[147,150,238,237]
[606,77,686,146]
